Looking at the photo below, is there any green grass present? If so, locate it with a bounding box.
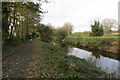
[64,36,119,54]
[64,36,119,43]
[73,31,120,37]
[38,41,106,78]
[64,36,119,46]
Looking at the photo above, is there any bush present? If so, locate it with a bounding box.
[90,21,104,36]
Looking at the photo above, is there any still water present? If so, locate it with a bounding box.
[67,46,120,78]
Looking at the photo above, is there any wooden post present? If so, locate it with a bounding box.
[118,1,120,31]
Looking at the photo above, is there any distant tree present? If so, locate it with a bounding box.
[62,22,73,35]
[90,21,104,36]
[37,24,53,42]
[55,22,73,42]
[73,32,81,36]
[55,27,67,42]
[101,19,118,34]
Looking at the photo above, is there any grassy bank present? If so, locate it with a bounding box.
[64,36,120,54]
[38,41,106,78]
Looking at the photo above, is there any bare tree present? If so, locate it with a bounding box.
[101,18,118,34]
[62,22,73,35]
[55,22,73,42]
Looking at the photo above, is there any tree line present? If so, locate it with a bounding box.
[38,22,73,43]
[2,2,43,45]
[2,1,73,45]
[90,19,118,36]
[2,1,118,46]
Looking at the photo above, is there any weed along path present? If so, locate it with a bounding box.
[2,39,40,78]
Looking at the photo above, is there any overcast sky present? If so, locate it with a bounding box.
[41,0,119,32]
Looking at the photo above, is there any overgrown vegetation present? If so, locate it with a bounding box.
[64,35,119,54]
[38,41,106,78]
[55,22,73,42]
[37,24,54,42]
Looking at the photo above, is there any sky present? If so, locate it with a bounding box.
[41,0,119,32]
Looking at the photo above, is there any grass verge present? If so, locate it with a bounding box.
[38,41,106,78]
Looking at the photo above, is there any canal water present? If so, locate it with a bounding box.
[67,46,120,78]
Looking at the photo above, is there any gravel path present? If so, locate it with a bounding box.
[2,39,40,78]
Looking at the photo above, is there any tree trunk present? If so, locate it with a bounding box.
[9,4,16,40]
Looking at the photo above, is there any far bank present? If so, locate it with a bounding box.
[63,36,120,55]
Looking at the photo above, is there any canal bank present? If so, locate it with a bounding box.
[67,45,120,78]
[37,41,106,78]
[64,36,120,54]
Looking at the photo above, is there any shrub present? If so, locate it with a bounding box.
[90,21,104,36]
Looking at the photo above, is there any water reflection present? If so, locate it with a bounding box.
[67,46,120,78]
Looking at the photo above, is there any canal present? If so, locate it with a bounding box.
[67,45,120,78]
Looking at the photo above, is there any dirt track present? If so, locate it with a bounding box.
[2,39,40,78]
